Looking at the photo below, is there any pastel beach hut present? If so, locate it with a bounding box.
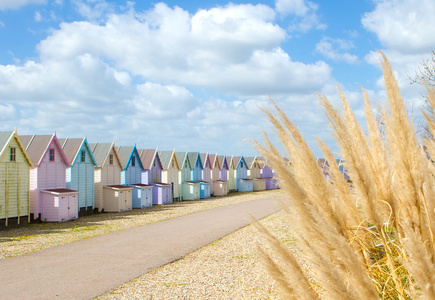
[227,156,236,192]
[258,157,279,190]
[117,146,152,209]
[139,149,171,205]
[0,131,33,227]
[175,152,200,201]
[158,150,181,202]
[245,157,266,191]
[59,137,97,216]
[198,153,211,199]
[211,154,228,197]
[90,142,132,212]
[232,156,253,192]
[20,134,79,222]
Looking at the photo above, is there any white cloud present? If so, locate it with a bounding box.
[362,0,435,54]
[34,11,42,21]
[316,37,358,64]
[0,2,339,156]
[0,0,46,10]
[275,0,326,32]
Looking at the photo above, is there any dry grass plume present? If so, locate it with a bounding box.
[255,52,435,299]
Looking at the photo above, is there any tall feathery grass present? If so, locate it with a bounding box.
[255,52,435,299]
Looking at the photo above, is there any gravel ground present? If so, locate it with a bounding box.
[0,190,282,259]
[97,209,297,300]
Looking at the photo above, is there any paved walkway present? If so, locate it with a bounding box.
[0,197,281,299]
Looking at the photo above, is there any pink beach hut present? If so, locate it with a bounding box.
[19,134,79,222]
[139,149,172,205]
[210,154,228,196]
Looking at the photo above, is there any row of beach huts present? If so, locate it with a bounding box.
[0,131,279,227]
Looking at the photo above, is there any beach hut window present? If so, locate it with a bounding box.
[81,150,86,162]
[109,154,113,165]
[172,161,174,168]
[10,147,16,161]
[49,149,55,161]
[184,161,187,168]
[132,156,136,167]
[241,161,244,168]
[153,159,156,168]
[196,160,198,167]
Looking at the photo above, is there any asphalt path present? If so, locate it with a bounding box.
[0,197,281,299]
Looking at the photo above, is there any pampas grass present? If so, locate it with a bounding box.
[255,52,435,299]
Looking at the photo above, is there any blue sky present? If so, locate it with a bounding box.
[0,0,433,157]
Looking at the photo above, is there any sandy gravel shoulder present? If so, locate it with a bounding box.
[0,190,283,259]
[97,209,296,300]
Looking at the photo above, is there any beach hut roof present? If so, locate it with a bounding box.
[138,148,162,170]
[89,142,121,168]
[117,146,144,170]
[20,134,69,166]
[217,155,228,170]
[200,153,211,168]
[158,150,180,170]
[58,137,97,167]
[175,151,190,168]
[208,154,220,169]
[187,152,202,169]
[0,131,33,167]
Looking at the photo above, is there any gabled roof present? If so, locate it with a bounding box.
[175,152,190,169]
[89,142,121,168]
[232,156,247,169]
[59,137,97,167]
[20,134,69,166]
[138,149,162,170]
[217,155,228,170]
[0,131,33,167]
[208,154,220,170]
[117,146,144,170]
[200,153,211,169]
[244,157,259,170]
[187,152,202,170]
[158,150,181,170]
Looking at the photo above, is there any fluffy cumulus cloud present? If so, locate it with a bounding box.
[315,37,358,64]
[0,2,338,155]
[0,0,46,10]
[362,0,435,54]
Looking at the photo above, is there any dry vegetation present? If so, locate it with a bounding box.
[255,52,435,299]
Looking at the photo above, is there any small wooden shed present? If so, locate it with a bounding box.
[40,188,79,222]
[59,137,97,216]
[227,156,236,192]
[176,152,200,201]
[245,157,266,191]
[0,131,33,227]
[182,181,201,200]
[213,180,228,196]
[89,142,123,212]
[139,149,172,205]
[159,150,181,201]
[130,183,153,208]
[233,156,253,192]
[103,185,133,212]
[258,156,279,190]
[20,134,72,221]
